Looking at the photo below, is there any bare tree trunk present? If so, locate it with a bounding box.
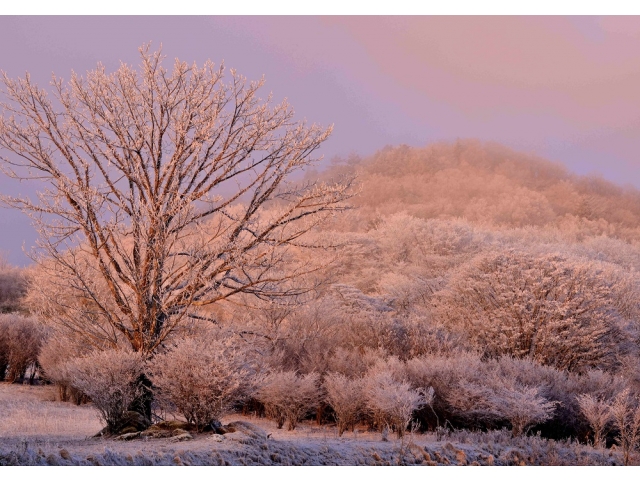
[316,404,326,425]
[127,373,153,423]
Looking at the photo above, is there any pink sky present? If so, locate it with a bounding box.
[0,16,639,264]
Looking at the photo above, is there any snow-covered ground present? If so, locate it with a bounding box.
[0,383,621,465]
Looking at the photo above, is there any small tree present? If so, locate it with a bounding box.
[149,336,260,432]
[485,383,557,436]
[0,314,45,383]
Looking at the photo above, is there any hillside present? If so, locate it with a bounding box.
[319,140,640,242]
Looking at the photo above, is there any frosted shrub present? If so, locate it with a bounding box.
[363,368,427,438]
[0,262,27,313]
[372,355,408,382]
[66,349,144,434]
[482,382,557,436]
[327,285,399,351]
[398,316,465,358]
[540,367,627,438]
[256,371,322,430]
[405,352,485,422]
[324,372,366,435]
[426,356,558,435]
[149,336,260,431]
[447,379,556,435]
[436,250,628,372]
[577,393,613,449]
[0,318,9,380]
[610,389,640,465]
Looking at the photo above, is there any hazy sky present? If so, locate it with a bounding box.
[1,16,639,265]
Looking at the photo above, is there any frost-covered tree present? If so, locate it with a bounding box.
[0,314,45,383]
[0,257,27,313]
[482,383,557,436]
[0,44,351,356]
[610,389,640,465]
[362,367,426,438]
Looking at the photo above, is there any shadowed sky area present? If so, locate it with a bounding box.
[1,16,639,265]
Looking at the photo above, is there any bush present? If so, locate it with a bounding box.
[0,319,8,380]
[405,352,485,428]
[149,336,260,432]
[405,354,572,435]
[326,347,385,378]
[65,349,145,434]
[472,381,557,436]
[38,332,91,403]
[256,371,322,430]
[610,389,640,465]
[324,372,366,435]
[435,250,630,372]
[362,367,426,438]
[544,368,626,440]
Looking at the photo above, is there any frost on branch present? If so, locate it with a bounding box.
[576,393,613,449]
[610,389,640,465]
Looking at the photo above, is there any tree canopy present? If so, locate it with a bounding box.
[0,45,350,353]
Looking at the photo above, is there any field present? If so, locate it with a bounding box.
[0,383,621,466]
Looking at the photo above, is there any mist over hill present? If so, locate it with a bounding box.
[317,140,640,242]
